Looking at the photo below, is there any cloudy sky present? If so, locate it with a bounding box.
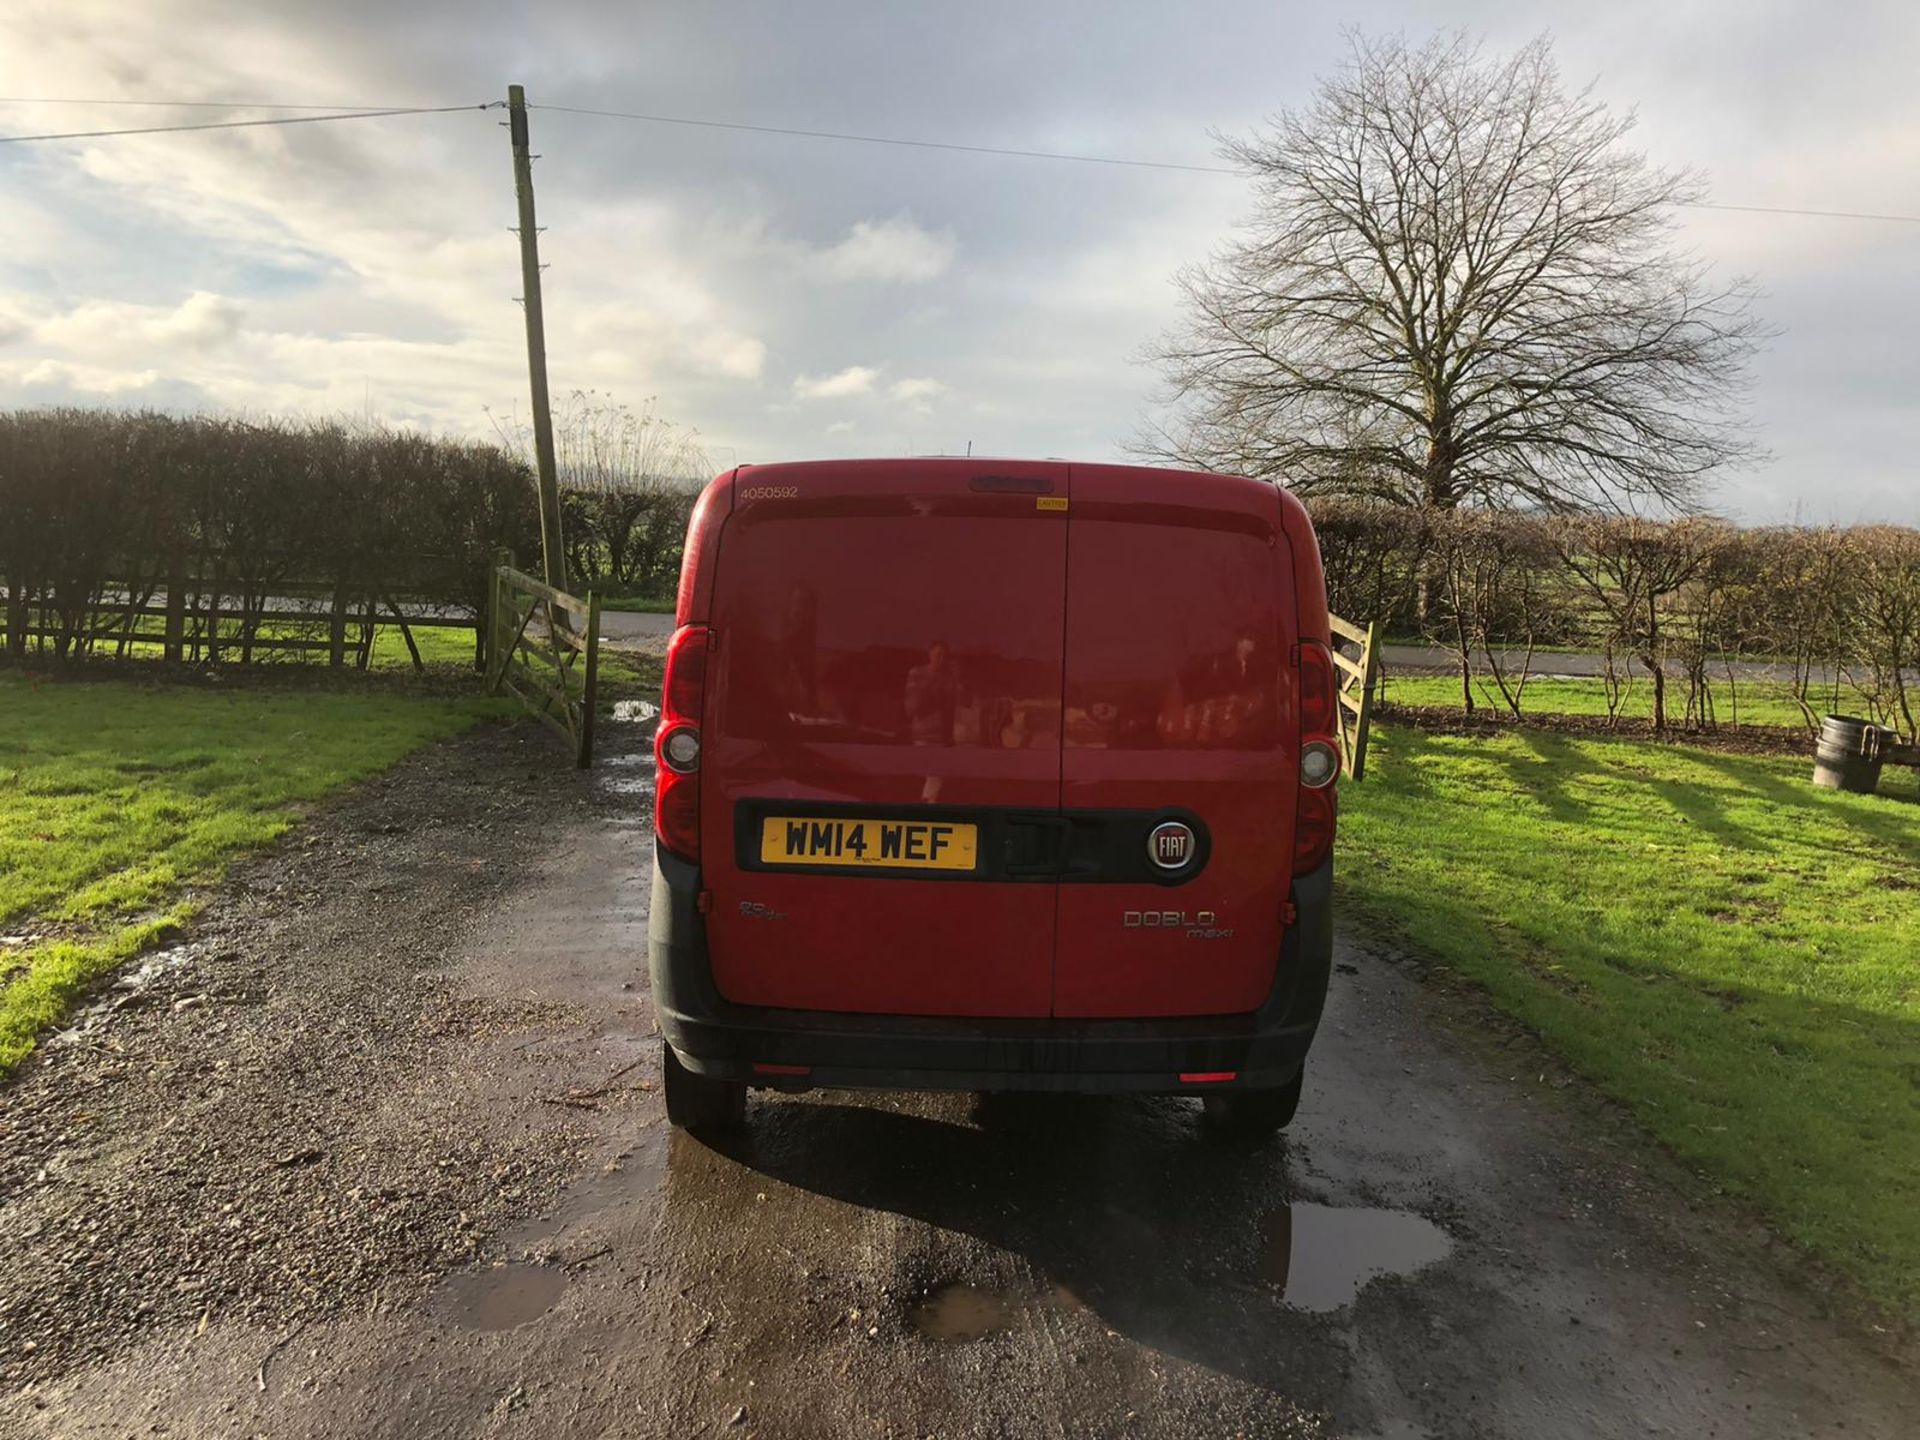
[1,0,1916,521]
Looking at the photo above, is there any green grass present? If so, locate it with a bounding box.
[365,622,484,670]
[1379,672,1875,730]
[1341,725,1920,1314]
[0,671,501,1071]
[37,620,485,674]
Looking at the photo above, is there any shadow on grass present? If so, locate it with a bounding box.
[1505,728,1614,825]
[1420,723,1920,855]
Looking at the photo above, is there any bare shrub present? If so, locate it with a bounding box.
[1552,516,1726,735]
[1309,499,1432,637]
[1852,527,1920,740]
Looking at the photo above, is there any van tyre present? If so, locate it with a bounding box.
[1202,1070,1303,1139]
[664,1045,747,1133]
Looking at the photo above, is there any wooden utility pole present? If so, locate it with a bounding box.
[507,84,568,594]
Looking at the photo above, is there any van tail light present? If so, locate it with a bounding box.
[1293,639,1340,876]
[655,624,711,863]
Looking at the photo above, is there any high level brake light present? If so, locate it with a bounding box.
[1292,639,1340,876]
[654,624,711,862]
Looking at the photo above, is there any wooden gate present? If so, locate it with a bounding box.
[486,557,602,767]
[1328,613,1381,781]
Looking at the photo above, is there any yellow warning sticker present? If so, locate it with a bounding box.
[1035,496,1069,512]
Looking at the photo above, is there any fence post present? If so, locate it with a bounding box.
[486,548,508,693]
[161,550,186,663]
[328,578,349,667]
[204,565,223,665]
[1349,620,1380,783]
[576,590,600,768]
[484,561,495,689]
[3,574,21,661]
[356,594,376,670]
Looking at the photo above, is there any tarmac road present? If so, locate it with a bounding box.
[3,723,1914,1439]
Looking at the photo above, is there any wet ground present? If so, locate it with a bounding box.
[3,721,1916,1438]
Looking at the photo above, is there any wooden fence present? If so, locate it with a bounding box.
[486,558,602,768]
[1328,612,1381,781]
[0,580,475,668]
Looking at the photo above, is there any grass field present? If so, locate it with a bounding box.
[1379,672,1877,731]
[0,672,501,1072]
[1340,724,1920,1315]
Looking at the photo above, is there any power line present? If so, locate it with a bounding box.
[533,103,1920,222]
[530,102,1244,176]
[3,92,1915,224]
[1677,200,1920,225]
[0,103,493,144]
[0,96,423,111]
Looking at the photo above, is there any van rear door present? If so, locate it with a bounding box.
[1053,465,1296,1019]
[699,460,1069,1018]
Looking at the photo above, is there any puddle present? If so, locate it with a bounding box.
[611,699,658,723]
[437,1262,569,1331]
[910,1282,1018,1342]
[1259,1203,1451,1312]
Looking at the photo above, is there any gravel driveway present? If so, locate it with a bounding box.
[2,719,1914,1438]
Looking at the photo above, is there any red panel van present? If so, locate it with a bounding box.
[648,459,1338,1137]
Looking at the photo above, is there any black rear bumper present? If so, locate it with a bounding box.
[647,853,1334,1095]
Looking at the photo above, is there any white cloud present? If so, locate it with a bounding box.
[793,364,879,400]
[579,312,767,382]
[825,419,856,435]
[0,3,1913,517]
[889,376,945,414]
[37,291,245,357]
[812,215,957,284]
[16,359,162,395]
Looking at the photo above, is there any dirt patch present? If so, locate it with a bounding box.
[0,722,606,1388]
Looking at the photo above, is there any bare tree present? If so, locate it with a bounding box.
[492,390,709,497]
[491,391,710,593]
[1141,32,1768,511]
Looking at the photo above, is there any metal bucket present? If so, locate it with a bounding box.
[1812,714,1891,793]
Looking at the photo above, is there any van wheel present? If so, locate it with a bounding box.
[663,1045,747,1133]
[1202,1070,1302,1139]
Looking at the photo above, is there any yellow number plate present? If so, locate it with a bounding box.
[758,817,979,872]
